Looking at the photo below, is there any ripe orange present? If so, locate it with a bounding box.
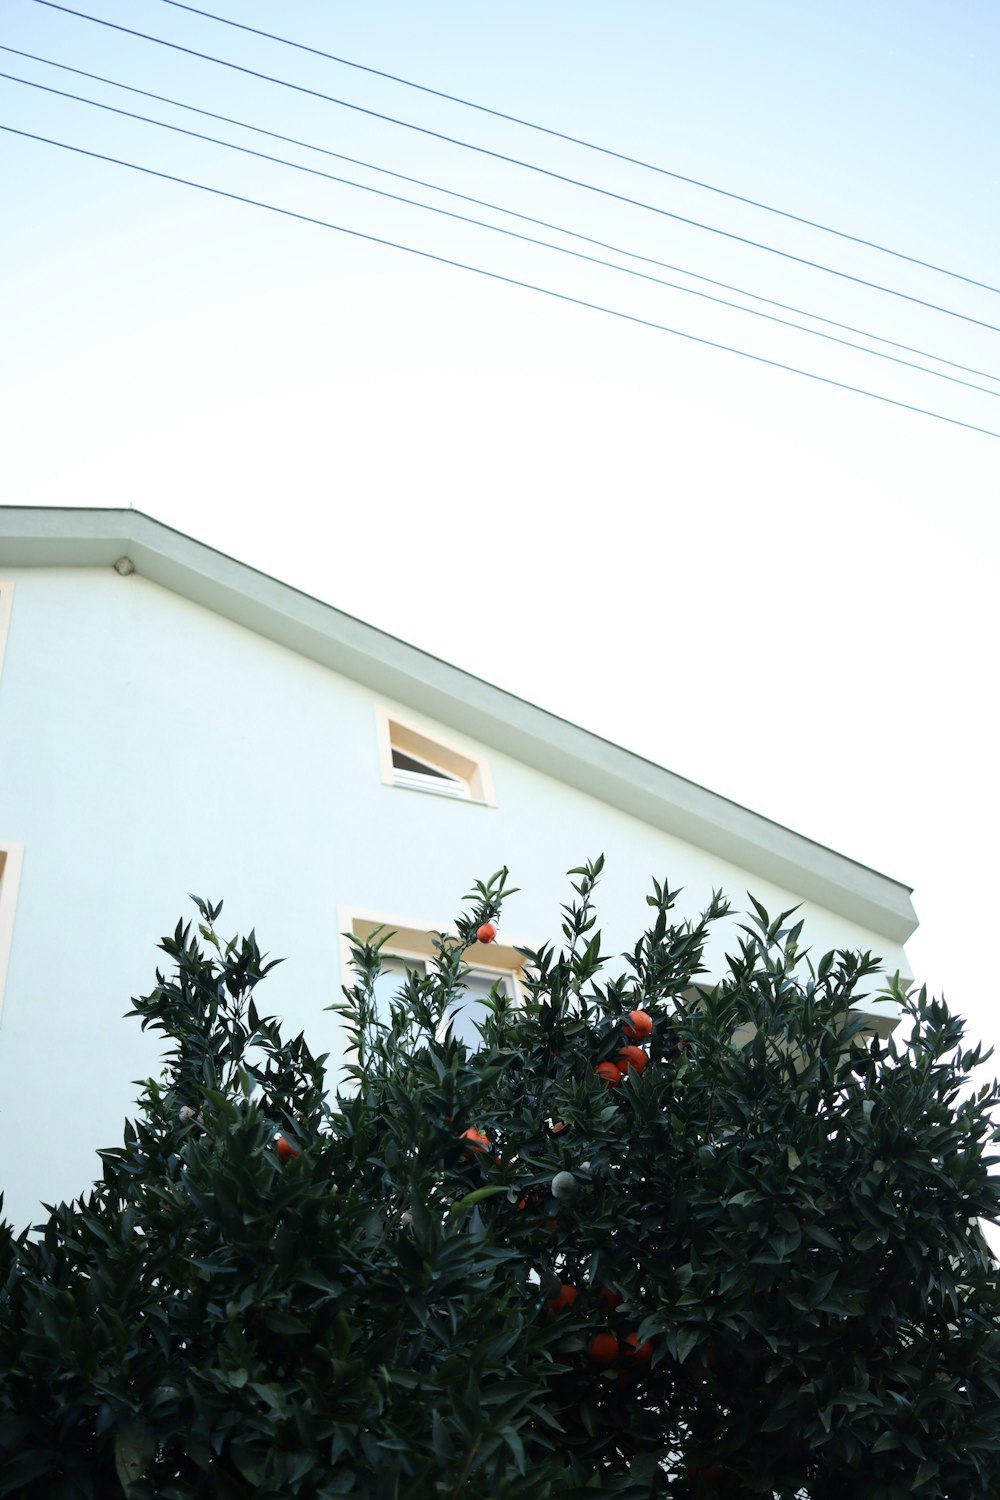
[623,1331,652,1364]
[545,1283,578,1314]
[597,1286,624,1314]
[476,921,497,944]
[617,1045,649,1075]
[459,1127,490,1156]
[586,1331,619,1365]
[595,1061,623,1088]
[276,1135,300,1163]
[623,1009,653,1041]
[687,1464,722,1486]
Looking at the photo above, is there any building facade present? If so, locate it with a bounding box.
[0,508,917,1230]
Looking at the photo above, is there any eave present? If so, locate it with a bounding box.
[0,506,917,944]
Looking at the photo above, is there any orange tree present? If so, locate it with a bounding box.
[2,860,1000,1498]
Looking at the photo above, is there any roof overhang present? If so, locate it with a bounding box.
[0,506,917,944]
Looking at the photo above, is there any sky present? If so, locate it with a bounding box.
[2,1,999,1078]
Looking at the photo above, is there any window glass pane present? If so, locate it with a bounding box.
[371,955,426,1027]
[391,749,457,783]
[355,947,514,1046]
[443,970,510,1047]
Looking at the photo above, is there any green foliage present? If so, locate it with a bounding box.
[2,865,1000,1497]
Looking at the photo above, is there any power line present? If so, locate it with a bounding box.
[30,1,1000,338]
[7,43,997,389]
[3,122,998,442]
[6,66,997,404]
[155,0,1000,300]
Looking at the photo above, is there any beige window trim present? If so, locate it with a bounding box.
[0,843,25,1025]
[374,707,496,806]
[339,906,524,1004]
[0,582,13,679]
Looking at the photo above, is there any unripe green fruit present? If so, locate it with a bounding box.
[551,1171,577,1200]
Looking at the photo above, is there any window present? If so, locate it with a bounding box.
[676,980,900,1052]
[375,708,495,805]
[0,843,24,1024]
[371,955,513,1046]
[340,911,523,1047]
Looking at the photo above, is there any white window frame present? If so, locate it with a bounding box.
[0,581,13,679]
[374,707,496,806]
[0,843,25,1025]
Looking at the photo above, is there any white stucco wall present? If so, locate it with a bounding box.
[0,565,911,1230]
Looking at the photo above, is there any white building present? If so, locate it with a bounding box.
[0,507,917,1230]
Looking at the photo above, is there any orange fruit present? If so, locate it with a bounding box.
[617,1045,649,1075]
[595,1061,622,1088]
[459,1127,490,1156]
[276,1136,300,1163]
[623,1009,652,1041]
[476,921,497,944]
[586,1331,619,1365]
[545,1283,578,1314]
[597,1286,624,1314]
[623,1331,652,1364]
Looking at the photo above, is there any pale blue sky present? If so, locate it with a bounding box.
[2,2,999,1073]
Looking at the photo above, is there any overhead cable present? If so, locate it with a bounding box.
[5,68,996,403]
[7,43,996,388]
[3,122,997,442]
[155,0,1000,299]
[29,1,1000,337]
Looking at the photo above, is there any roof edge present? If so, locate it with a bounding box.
[0,506,918,944]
